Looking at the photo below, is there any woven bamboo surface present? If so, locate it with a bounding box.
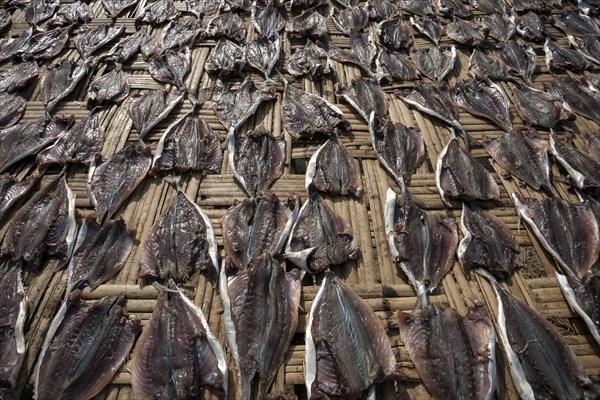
[1,0,600,399]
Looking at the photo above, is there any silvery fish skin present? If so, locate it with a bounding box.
[0,61,38,94]
[516,11,548,42]
[185,0,220,19]
[0,175,76,269]
[129,89,185,140]
[585,133,600,163]
[25,0,59,25]
[282,83,349,141]
[134,0,177,28]
[369,116,425,187]
[0,174,37,222]
[205,12,247,43]
[397,82,463,132]
[335,77,388,122]
[87,144,152,222]
[34,292,140,400]
[377,17,413,51]
[205,39,245,77]
[139,190,219,283]
[40,59,90,114]
[76,24,125,59]
[47,1,92,28]
[285,10,328,39]
[37,113,103,168]
[102,0,137,18]
[17,28,69,60]
[212,77,275,133]
[0,93,25,129]
[366,0,399,22]
[398,303,496,400]
[495,40,537,84]
[228,127,285,197]
[570,35,600,65]
[476,12,515,43]
[468,49,512,81]
[458,203,521,279]
[544,39,589,74]
[220,0,251,13]
[162,18,202,50]
[101,27,148,64]
[451,78,512,132]
[251,0,287,39]
[410,16,444,46]
[410,46,457,82]
[332,0,357,8]
[305,135,363,197]
[0,28,33,62]
[553,11,599,37]
[549,131,600,190]
[0,116,72,174]
[468,0,507,14]
[285,193,358,273]
[438,0,470,18]
[556,273,600,346]
[67,215,135,292]
[513,193,599,281]
[220,256,300,400]
[131,280,228,400]
[398,0,433,15]
[222,193,298,269]
[149,46,190,89]
[447,17,489,47]
[0,267,27,392]
[245,34,281,79]
[545,76,600,125]
[482,129,552,193]
[152,111,222,175]
[88,64,130,106]
[376,49,420,82]
[305,272,399,399]
[385,187,458,298]
[436,137,501,205]
[287,39,331,80]
[512,84,574,129]
[487,277,599,400]
[350,31,377,73]
[331,6,369,35]
[513,0,551,12]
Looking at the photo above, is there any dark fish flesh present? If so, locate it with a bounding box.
[152,111,222,175]
[245,34,281,79]
[220,0,251,13]
[0,175,76,268]
[516,11,548,42]
[570,35,600,65]
[376,49,420,82]
[139,190,219,283]
[25,0,59,25]
[482,129,551,192]
[377,17,413,51]
[129,89,185,140]
[0,174,37,222]
[553,11,599,37]
[545,76,600,125]
[495,40,537,84]
[221,255,300,399]
[349,32,377,73]
[398,0,433,15]
[305,271,399,399]
[0,28,33,62]
[486,275,599,400]
[0,267,26,392]
[447,17,489,47]
[67,216,135,291]
[47,1,93,28]
[205,39,245,77]
[366,0,399,21]
[161,18,202,50]
[131,280,228,399]
[556,273,600,346]
[76,24,124,59]
[335,77,388,122]
[476,12,515,43]
[544,39,589,74]
[318,38,366,72]
[437,0,470,18]
[282,82,349,140]
[410,16,444,46]
[468,49,512,81]
[513,0,551,12]
[513,193,599,280]
[331,6,369,35]
[17,28,69,60]
[398,303,496,400]
[149,46,191,89]
[332,0,357,8]
[185,0,220,19]
[222,193,298,269]
[458,203,521,279]
[228,127,285,197]
[0,93,25,129]
[0,116,72,174]
[135,0,177,28]
[34,292,140,400]
[550,131,600,189]
[0,9,11,31]
[205,12,246,43]
[579,0,600,14]
[40,59,90,114]
[385,187,458,297]
[37,112,103,168]
[285,10,327,39]
[285,193,358,273]
[87,144,152,222]
[251,0,287,39]
[290,0,323,12]
[452,78,512,132]
[287,39,331,80]
[410,46,457,82]
[306,135,362,197]
[468,0,506,14]
[140,33,165,61]
[436,137,501,205]
[212,77,276,133]
[101,27,148,64]
[586,133,600,163]
[397,82,463,131]
[88,64,130,106]
[512,84,574,129]
[369,117,425,188]
[102,0,137,18]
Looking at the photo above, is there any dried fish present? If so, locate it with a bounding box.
[495,40,538,84]
[205,12,246,43]
[376,49,420,81]
[101,0,137,17]
[468,0,507,15]
[40,59,90,114]
[397,82,463,131]
[101,27,148,64]
[25,0,59,25]
[545,76,600,125]
[245,34,281,79]
[331,6,369,35]
[287,39,331,80]
[17,28,68,60]
[185,0,220,18]
[139,190,219,283]
[550,131,600,190]
[377,17,413,51]
[0,174,37,222]
[410,16,443,46]
[398,0,433,15]
[161,18,202,50]
[336,77,388,122]
[128,89,185,140]
[88,64,130,106]
[350,31,377,73]
[0,93,25,129]
[556,273,600,346]
[513,0,551,12]
[366,0,399,21]
[512,84,574,129]
[476,12,515,43]
[516,11,548,42]
[251,0,287,38]
[0,9,11,31]
[544,39,589,74]
[452,78,512,132]
[205,39,245,77]
[410,46,456,82]
[220,0,251,12]
[438,0,470,18]
[47,1,93,27]
[468,49,512,81]
[149,46,191,89]
[76,24,124,59]
[290,0,323,11]
[570,35,600,65]
[285,10,328,39]
[228,127,285,197]
[0,28,33,62]
[585,133,600,163]
[318,38,366,72]
[553,11,599,37]
[447,17,489,47]
[135,0,177,28]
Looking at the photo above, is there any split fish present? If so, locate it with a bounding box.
[410,46,457,82]
[335,77,388,122]
[0,174,37,222]
[87,64,130,106]
[205,39,245,77]
[550,131,600,189]
[149,46,191,89]
[512,84,574,129]
[128,89,185,141]
[451,78,512,132]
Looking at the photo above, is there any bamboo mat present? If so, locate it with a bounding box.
[1,1,600,399]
